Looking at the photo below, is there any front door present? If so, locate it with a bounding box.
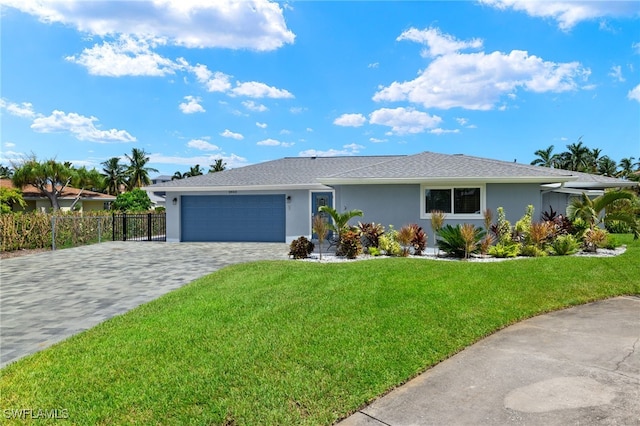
[312,192,333,239]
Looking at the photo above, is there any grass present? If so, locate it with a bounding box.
[1,236,639,425]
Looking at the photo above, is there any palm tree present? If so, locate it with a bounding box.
[101,157,127,195]
[564,139,591,171]
[125,148,158,189]
[567,191,639,239]
[530,145,558,168]
[617,157,636,179]
[172,171,185,180]
[0,165,13,178]
[318,206,363,238]
[185,164,204,177]
[209,159,226,173]
[587,148,603,173]
[597,157,618,177]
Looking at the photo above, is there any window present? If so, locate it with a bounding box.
[421,185,484,218]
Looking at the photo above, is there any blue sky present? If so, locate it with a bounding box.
[1,0,639,176]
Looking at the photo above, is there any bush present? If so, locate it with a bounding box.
[437,224,484,258]
[288,236,314,259]
[408,224,427,255]
[549,234,580,256]
[378,226,402,256]
[488,242,520,258]
[520,244,547,257]
[605,220,631,234]
[112,189,152,212]
[583,228,608,252]
[368,247,381,256]
[604,234,621,249]
[357,222,384,249]
[338,230,362,259]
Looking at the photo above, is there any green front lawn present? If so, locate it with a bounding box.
[2,236,639,425]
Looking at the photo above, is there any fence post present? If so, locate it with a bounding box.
[98,217,102,243]
[51,216,56,251]
[122,213,127,241]
[112,212,115,241]
[147,213,152,241]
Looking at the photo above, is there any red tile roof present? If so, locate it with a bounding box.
[0,178,116,200]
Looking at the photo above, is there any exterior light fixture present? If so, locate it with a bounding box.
[172,197,178,205]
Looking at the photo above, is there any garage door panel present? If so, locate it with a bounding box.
[181,195,285,242]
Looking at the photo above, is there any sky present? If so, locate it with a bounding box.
[1,0,639,177]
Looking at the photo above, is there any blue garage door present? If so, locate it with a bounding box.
[181,195,285,242]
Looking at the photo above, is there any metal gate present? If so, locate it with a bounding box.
[112,212,166,241]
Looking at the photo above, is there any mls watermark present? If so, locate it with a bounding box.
[3,408,69,420]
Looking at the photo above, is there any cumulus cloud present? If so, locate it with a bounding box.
[66,35,178,77]
[334,113,366,127]
[187,64,233,92]
[242,100,268,112]
[608,65,625,82]
[257,138,294,147]
[179,96,205,114]
[397,27,482,57]
[256,122,268,128]
[31,110,136,143]
[0,99,37,118]
[429,128,460,135]
[628,84,640,102]
[231,81,294,99]
[369,137,387,143]
[369,107,442,135]
[187,139,220,151]
[479,0,639,31]
[374,28,589,111]
[3,0,295,50]
[298,144,364,157]
[220,129,244,140]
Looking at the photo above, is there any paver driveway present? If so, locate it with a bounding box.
[0,241,289,368]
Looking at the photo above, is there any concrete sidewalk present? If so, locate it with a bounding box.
[0,241,289,368]
[339,296,640,426]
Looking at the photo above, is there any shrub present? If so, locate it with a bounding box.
[582,228,608,252]
[338,230,362,259]
[488,242,520,258]
[491,207,512,244]
[368,247,381,256]
[357,222,384,249]
[479,234,495,255]
[549,234,580,256]
[514,205,534,242]
[430,210,446,247]
[520,244,547,257]
[408,224,427,255]
[570,218,589,239]
[378,226,402,256]
[528,221,553,248]
[288,236,314,259]
[112,188,152,212]
[396,225,416,257]
[605,220,631,234]
[437,224,484,258]
[604,234,621,250]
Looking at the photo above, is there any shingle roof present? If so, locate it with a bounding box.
[145,151,636,190]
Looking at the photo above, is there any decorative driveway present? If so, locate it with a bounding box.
[0,241,289,368]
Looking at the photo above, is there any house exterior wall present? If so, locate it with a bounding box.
[542,191,570,217]
[333,182,545,239]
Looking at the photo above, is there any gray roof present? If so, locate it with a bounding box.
[145,151,636,191]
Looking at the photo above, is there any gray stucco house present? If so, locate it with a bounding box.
[145,151,637,243]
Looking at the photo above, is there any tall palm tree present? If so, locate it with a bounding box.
[209,159,227,173]
[564,139,591,171]
[597,156,618,177]
[101,157,127,195]
[530,145,558,168]
[586,148,603,174]
[567,190,639,239]
[617,157,636,179]
[185,164,204,177]
[125,148,158,189]
[172,171,185,180]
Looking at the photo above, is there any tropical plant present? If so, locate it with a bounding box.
[436,224,483,258]
[101,157,127,195]
[488,242,520,258]
[617,157,636,179]
[0,187,26,213]
[430,210,446,248]
[172,171,185,180]
[582,228,608,253]
[567,191,639,239]
[378,225,402,256]
[562,139,591,171]
[12,157,76,211]
[312,214,330,260]
[491,207,512,244]
[483,208,493,231]
[408,223,427,255]
[0,165,14,178]
[125,148,158,189]
[597,156,618,177]
[459,223,486,259]
[209,159,227,173]
[514,205,534,242]
[549,234,580,256]
[357,222,385,250]
[112,188,152,212]
[318,206,363,239]
[479,234,495,256]
[338,230,361,259]
[288,236,314,259]
[185,165,204,178]
[530,145,559,168]
[396,225,416,257]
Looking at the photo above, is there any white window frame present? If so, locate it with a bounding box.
[420,184,485,220]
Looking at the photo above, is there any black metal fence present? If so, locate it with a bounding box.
[112,212,166,242]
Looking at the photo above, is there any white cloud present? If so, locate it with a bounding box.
[456,117,468,126]
[429,128,460,135]
[220,129,244,140]
[187,139,220,151]
[242,100,268,112]
[369,107,442,135]
[179,96,205,114]
[298,145,362,157]
[374,28,589,111]
[343,143,364,153]
[306,127,313,132]
[231,81,294,99]
[256,122,268,128]
[4,142,16,148]
[633,42,640,54]
[608,65,625,82]
[628,84,640,102]
[334,113,367,127]
[31,110,136,143]
[368,62,379,68]
[397,27,482,57]
[3,0,295,51]
[280,129,291,135]
[479,0,639,31]
[290,107,306,114]
[149,153,247,169]
[369,137,387,143]
[257,138,294,147]
[0,99,37,118]
[66,35,178,77]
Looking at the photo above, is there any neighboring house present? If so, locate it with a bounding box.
[145,151,638,243]
[0,178,116,212]
[147,175,172,208]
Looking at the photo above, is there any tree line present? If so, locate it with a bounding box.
[0,148,227,211]
[530,139,639,180]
